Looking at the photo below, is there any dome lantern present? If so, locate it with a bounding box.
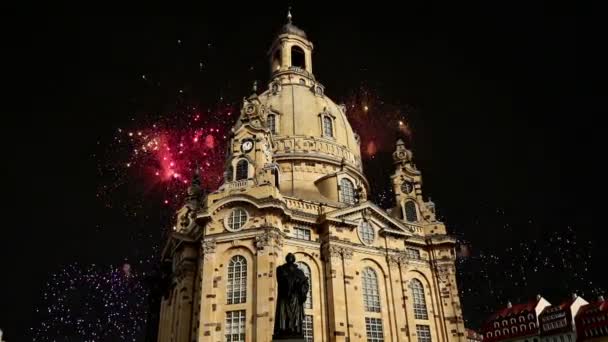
[269,7,314,79]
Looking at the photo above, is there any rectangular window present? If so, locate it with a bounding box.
[416,325,432,342]
[406,248,421,260]
[365,317,384,342]
[294,227,312,240]
[303,315,314,342]
[225,310,246,342]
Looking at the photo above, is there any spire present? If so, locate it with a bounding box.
[186,162,202,205]
[287,6,292,24]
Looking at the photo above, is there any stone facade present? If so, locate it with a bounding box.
[157,13,466,342]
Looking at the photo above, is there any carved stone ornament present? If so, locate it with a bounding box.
[255,229,283,249]
[323,245,354,260]
[386,253,408,267]
[201,239,216,255]
[435,264,451,283]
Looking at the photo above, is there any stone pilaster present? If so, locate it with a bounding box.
[322,244,353,342]
[387,253,411,342]
[255,228,283,341]
[198,238,220,341]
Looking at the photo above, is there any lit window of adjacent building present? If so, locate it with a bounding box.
[227,208,248,231]
[303,315,314,342]
[267,114,277,134]
[340,178,356,205]
[323,115,333,138]
[294,227,311,240]
[227,255,247,304]
[406,248,421,259]
[235,159,248,181]
[296,262,312,309]
[405,200,418,222]
[365,317,384,342]
[362,267,381,312]
[411,279,428,319]
[416,325,432,342]
[225,310,246,342]
[359,220,375,245]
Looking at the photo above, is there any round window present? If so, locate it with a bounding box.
[358,220,375,245]
[226,208,248,231]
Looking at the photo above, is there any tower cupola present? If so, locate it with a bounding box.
[269,8,314,78]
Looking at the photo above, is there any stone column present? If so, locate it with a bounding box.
[255,228,283,341]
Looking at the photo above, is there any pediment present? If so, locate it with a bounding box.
[323,201,414,237]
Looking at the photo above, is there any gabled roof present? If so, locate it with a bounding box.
[486,299,539,323]
[322,201,414,237]
[578,300,608,316]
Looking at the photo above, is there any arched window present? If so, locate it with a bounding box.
[411,279,428,319]
[502,320,508,327]
[296,262,312,309]
[503,328,509,335]
[487,332,493,338]
[520,316,526,323]
[494,322,500,328]
[528,313,534,320]
[227,255,247,304]
[512,327,518,333]
[226,165,234,182]
[267,114,277,134]
[511,318,517,324]
[520,324,527,331]
[362,267,380,312]
[496,330,501,336]
[272,49,281,72]
[323,116,333,138]
[405,201,418,222]
[235,159,248,181]
[358,220,375,245]
[340,178,356,205]
[529,322,536,329]
[291,46,305,68]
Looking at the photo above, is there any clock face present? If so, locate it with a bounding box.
[401,181,414,194]
[241,140,254,153]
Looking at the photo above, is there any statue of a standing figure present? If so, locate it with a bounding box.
[273,253,309,340]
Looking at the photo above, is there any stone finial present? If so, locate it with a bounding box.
[507,301,512,308]
[572,293,578,299]
[599,295,605,302]
[536,294,542,301]
[287,6,292,23]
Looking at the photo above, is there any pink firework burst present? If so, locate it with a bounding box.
[100,103,236,207]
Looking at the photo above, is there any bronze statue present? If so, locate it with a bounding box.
[273,253,309,340]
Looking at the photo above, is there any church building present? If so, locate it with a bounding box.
[157,12,466,342]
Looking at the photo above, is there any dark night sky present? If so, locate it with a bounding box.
[1,3,598,341]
